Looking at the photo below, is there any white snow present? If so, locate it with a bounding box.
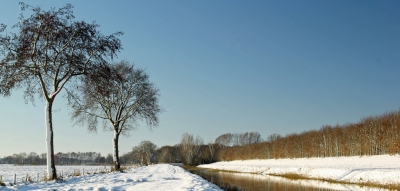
[0,165,111,183]
[2,155,399,190]
[0,164,222,191]
[45,101,52,179]
[198,154,400,186]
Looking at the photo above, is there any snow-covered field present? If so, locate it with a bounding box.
[198,154,400,186]
[0,164,222,190]
[0,165,111,183]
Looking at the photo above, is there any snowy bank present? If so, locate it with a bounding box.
[0,164,222,191]
[198,155,400,186]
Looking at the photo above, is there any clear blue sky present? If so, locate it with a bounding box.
[1,1,399,157]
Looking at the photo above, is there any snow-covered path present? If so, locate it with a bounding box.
[198,154,400,186]
[1,164,222,191]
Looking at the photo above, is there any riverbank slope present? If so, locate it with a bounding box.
[198,154,400,188]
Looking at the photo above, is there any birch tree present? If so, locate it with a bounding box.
[179,133,204,165]
[68,60,161,171]
[0,3,122,179]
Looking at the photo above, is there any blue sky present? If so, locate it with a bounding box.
[1,1,399,157]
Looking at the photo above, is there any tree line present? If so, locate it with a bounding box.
[215,110,400,161]
[1,152,114,165]
[120,132,263,166]
[131,109,400,165]
[3,109,400,167]
[0,133,215,166]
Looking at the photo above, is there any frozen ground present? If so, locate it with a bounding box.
[198,154,400,186]
[0,164,222,191]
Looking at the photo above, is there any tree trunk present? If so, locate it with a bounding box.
[113,130,120,171]
[45,100,57,180]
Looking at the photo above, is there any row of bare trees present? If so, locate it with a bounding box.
[215,110,400,161]
[153,133,221,166]
[1,152,112,165]
[117,134,221,166]
[215,132,262,148]
[118,141,159,166]
[6,108,399,167]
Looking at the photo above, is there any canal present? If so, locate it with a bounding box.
[184,166,385,191]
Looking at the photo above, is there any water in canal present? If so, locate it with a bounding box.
[184,167,386,191]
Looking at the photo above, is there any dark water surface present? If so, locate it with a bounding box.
[184,167,382,191]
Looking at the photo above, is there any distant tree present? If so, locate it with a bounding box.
[132,141,157,165]
[216,132,261,147]
[98,156,106,164]
[237,132,262,146]
[248,132,263,144]
[27,152,40,165]
[0,3,122,179]
[3,151,107,165]
[40,153,46,165]
[232,133,241,146]
[68,61,161,171]
[2,156,14,164]
[156,146,173,164]
[119,151,134,164]
[267,133,282,142]
[179,133,203,165]
[215,133,232,148]
[206,142,219,163]
[105,154,113,164]
[156,145,181,164]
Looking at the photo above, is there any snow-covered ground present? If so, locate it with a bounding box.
[0,164,222,191]
[198,154,400,186]
[0,165,111,183]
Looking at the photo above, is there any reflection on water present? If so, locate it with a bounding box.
[185,167,387,191]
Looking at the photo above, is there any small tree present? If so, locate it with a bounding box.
[0,3,122,179]
[68,60,161,171]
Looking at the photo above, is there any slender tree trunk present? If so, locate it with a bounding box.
[45,100,57,180]
[113,130,120,171]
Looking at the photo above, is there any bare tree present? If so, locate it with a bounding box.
[248,132,262,145]
[105,154,113,164]
[215,133,232,148]
[156,146,174,164]
[179,133,204,165]
[232,133,241,146]
[68,60,161,171]
[132,141,157,165]
[207,142,218,163]
[0,3,122,179]
[216,132,261,147]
